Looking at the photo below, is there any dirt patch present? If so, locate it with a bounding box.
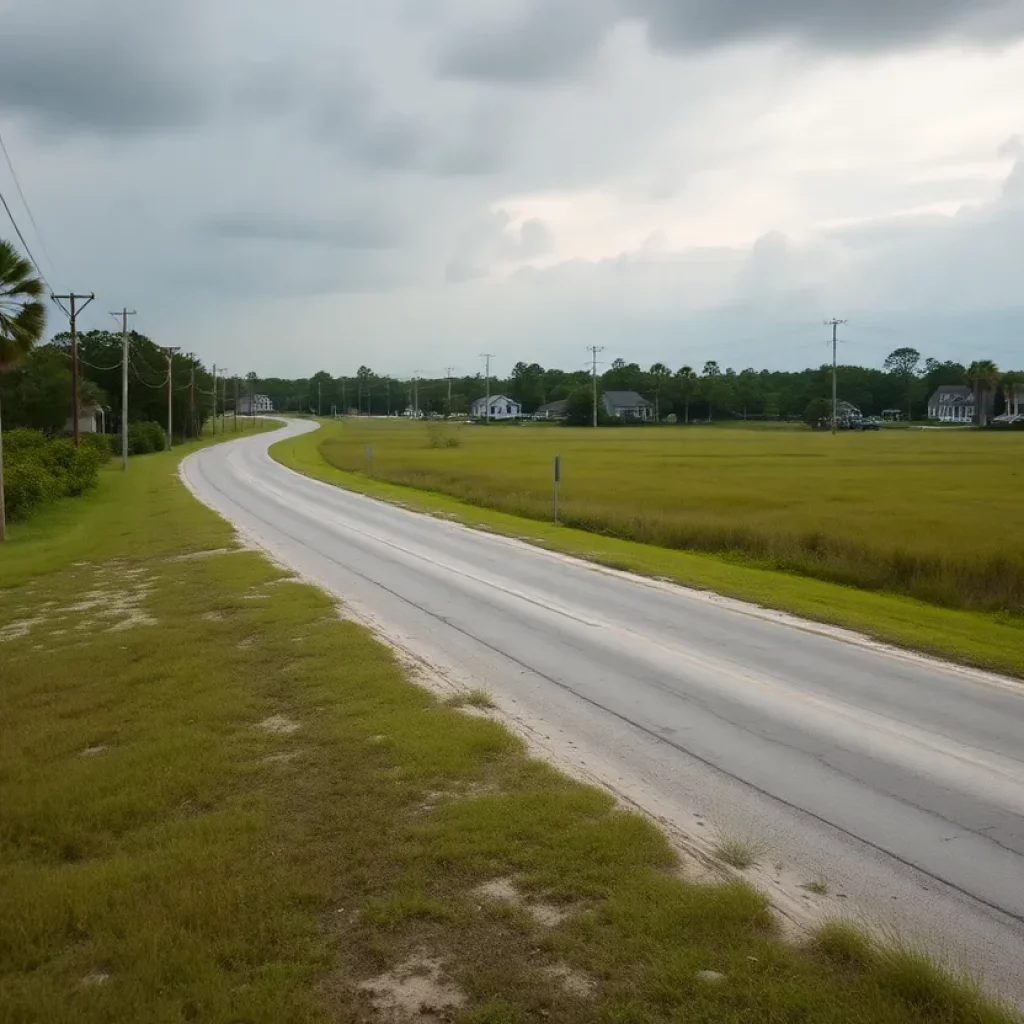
[167,547,242,562]
[545,963,596,999]
[0,617,46,643]
[358,957,465,1022]
[259,715,300,736]
[474,877,570,929]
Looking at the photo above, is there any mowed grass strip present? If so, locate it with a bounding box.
[313,419,1024,616]
[272,422,1024,679]
[1,432,1018,1023]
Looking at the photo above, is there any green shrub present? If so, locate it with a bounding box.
[1,429,106,522]
[126,421,167,456]
[80,433,115,461]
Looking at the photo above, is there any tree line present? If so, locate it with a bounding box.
[253,349,1021,425]
[2,330,1020,438]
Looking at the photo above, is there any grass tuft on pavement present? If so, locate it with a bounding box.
[1,424,1018,1023]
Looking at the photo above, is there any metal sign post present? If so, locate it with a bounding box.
[553,455,561,523]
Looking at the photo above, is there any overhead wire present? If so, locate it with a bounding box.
[0,186,49,292]
[0,127,55,282]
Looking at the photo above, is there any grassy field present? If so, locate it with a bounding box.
[272,421,1024,678]
[316,420,1024,616]
[2,436,1018,1021]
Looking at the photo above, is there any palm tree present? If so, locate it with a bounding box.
[676,365,699,424]
[648,363,671,421]
[1001,371,1023,420]
[0,238,48,541]
[964,360,1000,427]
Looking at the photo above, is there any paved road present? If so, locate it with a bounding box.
[183,420,1024,1002]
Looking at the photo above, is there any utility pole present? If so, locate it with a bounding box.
[445,366,455,417]
[825,319,847,434]
[233,377,239,431]
[212,367,228,436]
[110,308,135,470]
[189,355,196,439]
[161,347,180,449]
[318,379,322,417]
[385,377,391,416]
[341,378,346,415]
[481,354,495,422]
[52,293,95,446]
[413,374,420,418]
[588,345,604,428]
[220,370,229,433]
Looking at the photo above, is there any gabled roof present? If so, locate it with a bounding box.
[603,390,653,409]
[929,385,973,403]
[472,394,518,405]
[536,399,568,414]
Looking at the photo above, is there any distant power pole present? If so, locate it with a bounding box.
[318,379,322,417]
[825,319,847,435]
[189,355,196,439]
[233,377,239,431]
[588,345,605,428]
[110,308,135,470]
[481,354,495,422]
[52,292,96,446]
[214,367,228,436]
[445,366,455,416]
[413,374,420,418]
[161,347,180,448]
[341,378,346,415]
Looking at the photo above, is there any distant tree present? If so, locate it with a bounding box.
[649,363,671,421]
[564,386,606,427]
[0,238,48,540]
[676,366,699,424]
[883,346,921,420]
[803,397,831,429]
[965,360,1001,427]
[1001,371,1023,418]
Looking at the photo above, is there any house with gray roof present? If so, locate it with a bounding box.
[535,399,568,420]
[603,390,655,421]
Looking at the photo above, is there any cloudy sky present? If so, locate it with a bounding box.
[1,0,1022,378]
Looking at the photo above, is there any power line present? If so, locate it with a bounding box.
[0,127,54,279]
[0,186,48,291]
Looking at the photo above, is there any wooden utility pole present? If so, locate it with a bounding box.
[52,293,95,446]
[188,355,196,439]
[233,377,239,431]
[588,345,604,428]
[445,366,455,417]
[481,354,495,422]
[110,308,136,469]
[825,319,847,434]
[162,347,180,449]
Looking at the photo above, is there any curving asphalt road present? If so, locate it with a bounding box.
[183,420,1024,1002]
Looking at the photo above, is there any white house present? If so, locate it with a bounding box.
[927,386,975,423]
[239,393,275,415]
[471,395,521,421]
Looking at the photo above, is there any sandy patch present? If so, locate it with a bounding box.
[474,878,570,929]
[545,963,596,999]
[260,715,300,735]
[0,617,46,642]
[359,957,465,1022]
